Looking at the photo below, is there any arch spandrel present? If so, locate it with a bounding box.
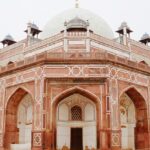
[52,86,101,106]
[5,87,34,109]
[119,85,148,107]
[5,85,35,109]
[118,82,148,103]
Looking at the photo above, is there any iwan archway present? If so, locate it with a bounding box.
[52,87,101,150]
[4,88,33,150]
[119,87,149,150]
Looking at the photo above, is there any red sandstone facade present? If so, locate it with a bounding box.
[0,8,150,150]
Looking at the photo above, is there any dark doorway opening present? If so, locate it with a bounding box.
[71,128,83,150]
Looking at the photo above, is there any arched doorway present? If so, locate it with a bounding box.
[4,88,33,150]
[120,87,149,150]
[52,87,100,150]
[57,94,97,150]
[120,93,136,150]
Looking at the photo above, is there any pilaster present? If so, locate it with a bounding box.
[99,80,111,150]
[32,69,44,150]
[109,74,121,150]
[0,80,5,150]
[147,77,150,148]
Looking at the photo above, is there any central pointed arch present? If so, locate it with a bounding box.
[51,86,101,150]
[52,86,101,125]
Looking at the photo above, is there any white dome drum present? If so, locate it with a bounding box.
[40,8,114,39]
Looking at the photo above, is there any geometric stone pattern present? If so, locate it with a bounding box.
[1,64,149,88]
[33,132,42,147]
[111,132,120,146]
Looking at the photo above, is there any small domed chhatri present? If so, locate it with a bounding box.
[65,16,89,32]
[25,22,42,37]
[117,22,133,34]
[139,33,150,45]
[1,34,16,46]
[40,7,114,39]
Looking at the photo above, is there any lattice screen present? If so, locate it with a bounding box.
[71,105,82,121]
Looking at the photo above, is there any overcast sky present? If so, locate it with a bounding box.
[0,0,150,42]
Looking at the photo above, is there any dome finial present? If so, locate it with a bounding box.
[75,0,79,8]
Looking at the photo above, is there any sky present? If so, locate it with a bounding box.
[0,0,150,42]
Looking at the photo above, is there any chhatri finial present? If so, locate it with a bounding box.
[75,0,79,8]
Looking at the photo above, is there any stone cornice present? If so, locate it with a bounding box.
[0,51,150,77]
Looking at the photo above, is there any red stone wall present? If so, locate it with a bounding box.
[0,63,149,150]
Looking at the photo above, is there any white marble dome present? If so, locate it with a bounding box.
[40,7,114,39]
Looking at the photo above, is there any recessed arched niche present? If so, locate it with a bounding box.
[56,93,97,150]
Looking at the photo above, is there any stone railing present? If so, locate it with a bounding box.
[0,39,26,53]
[0,51,150,76]
[2,32,150,67]
[0,42,25,61]
[90,33,129,52]
[67,32,87,37]
[129,38,150,51]
[23,33,64,54]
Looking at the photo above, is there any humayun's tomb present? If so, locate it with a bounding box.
[0,2,150,150]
